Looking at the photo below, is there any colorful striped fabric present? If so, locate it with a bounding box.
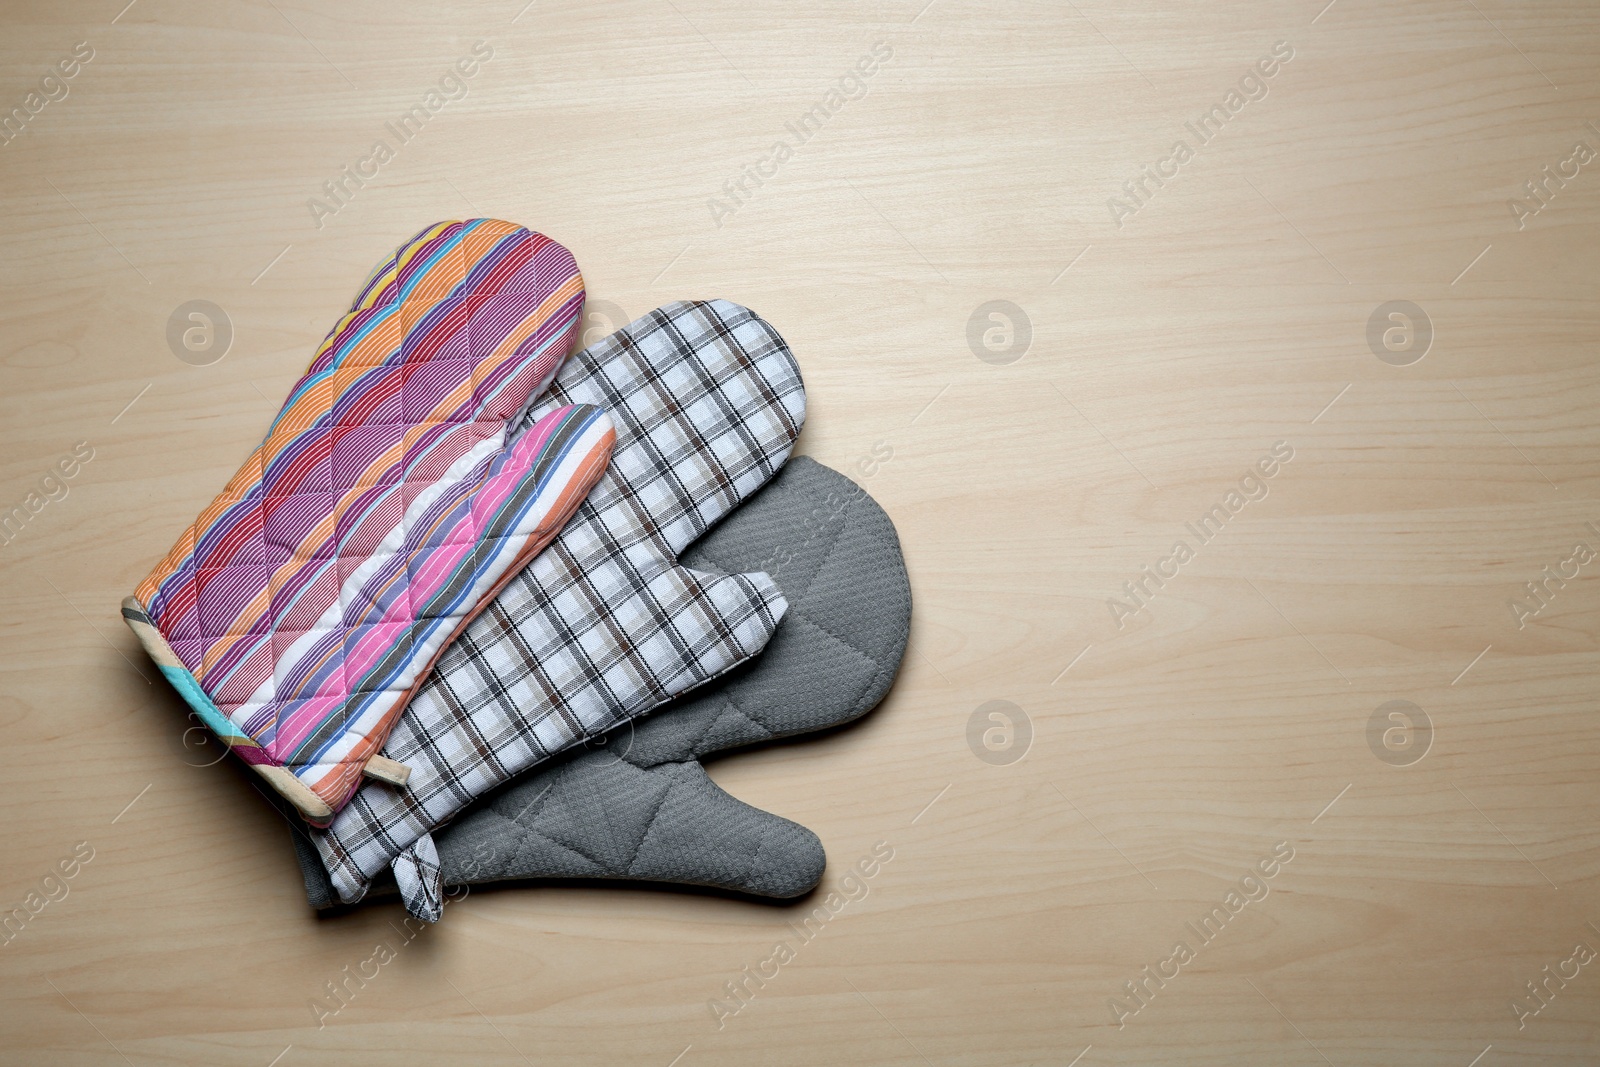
[123,219,614,826]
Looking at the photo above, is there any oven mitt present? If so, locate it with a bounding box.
[290,456,909,909]
[307,300,807,918]
[122,219,613,825]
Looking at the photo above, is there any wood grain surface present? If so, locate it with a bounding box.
[3,1,1599,1064]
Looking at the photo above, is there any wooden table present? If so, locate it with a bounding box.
[3,1,1598,1063]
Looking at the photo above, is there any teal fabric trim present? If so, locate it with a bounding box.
[158,665,254,748]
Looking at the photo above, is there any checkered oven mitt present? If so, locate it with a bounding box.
[307,299,807,919]
[291,456,909,910]
[123,220,613,826]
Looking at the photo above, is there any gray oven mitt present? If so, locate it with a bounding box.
[291,456,910,907]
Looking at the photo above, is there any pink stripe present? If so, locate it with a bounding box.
[269,692,347,756]
[275,410,586,751]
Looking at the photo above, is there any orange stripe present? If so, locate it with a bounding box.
[533,433,615,539]
[137,220,583,711]
[195,508,342,687]
[198,583,271,676]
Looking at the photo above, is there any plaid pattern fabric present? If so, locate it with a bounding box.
[313,300,806,905]
[390,833,443,922]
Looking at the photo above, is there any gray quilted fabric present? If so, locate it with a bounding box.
[292,456,909,906]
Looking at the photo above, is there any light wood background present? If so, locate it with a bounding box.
[3,0,1599,1063]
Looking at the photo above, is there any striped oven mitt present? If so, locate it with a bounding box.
[123,219,614,827]
[308,300,806,920]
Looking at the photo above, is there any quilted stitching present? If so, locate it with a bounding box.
[129,219,613,822]
[312,300,806,904]
[288,457,913,913]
